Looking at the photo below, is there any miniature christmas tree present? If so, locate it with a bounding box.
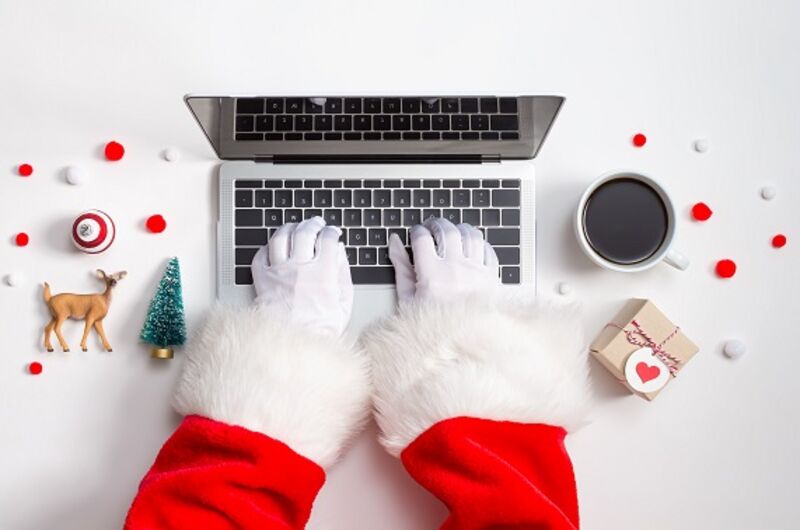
[140,257,187,359]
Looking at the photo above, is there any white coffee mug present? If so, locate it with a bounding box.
[574,170,689,272]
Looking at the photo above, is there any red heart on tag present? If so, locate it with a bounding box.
[636,362,661,383]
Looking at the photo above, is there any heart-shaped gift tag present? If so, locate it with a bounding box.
[624,347,670,394]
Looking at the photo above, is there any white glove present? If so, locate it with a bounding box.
[251,217,353,336]
[389,217,500,303]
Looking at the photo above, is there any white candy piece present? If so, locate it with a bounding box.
[557,281,572,295]
[760,186,776,200]
[64,165,86,185]
[4,273,25,287]
[693,139,709,153]
[163,147,180,162]
[723,339,746,359]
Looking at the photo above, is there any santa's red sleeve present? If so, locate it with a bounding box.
[124,305,371,530]
[361,296,591,530]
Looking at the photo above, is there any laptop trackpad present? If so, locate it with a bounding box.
[348,288,397,334]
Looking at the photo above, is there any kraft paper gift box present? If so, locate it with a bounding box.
[590,299,699,400]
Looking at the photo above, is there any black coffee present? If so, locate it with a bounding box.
[582,178,668,265]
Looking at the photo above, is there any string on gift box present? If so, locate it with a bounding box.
[606,320,681,377]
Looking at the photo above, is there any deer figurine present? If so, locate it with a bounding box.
[43,269,127,352]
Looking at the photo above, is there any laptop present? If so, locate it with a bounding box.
[185,95,563,327]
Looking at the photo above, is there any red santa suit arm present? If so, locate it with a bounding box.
[362,296,591,530]
[125,305,371,530]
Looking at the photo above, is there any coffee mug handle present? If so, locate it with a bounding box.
[664,248,690,270]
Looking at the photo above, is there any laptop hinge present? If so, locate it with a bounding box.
[263,154,486,164]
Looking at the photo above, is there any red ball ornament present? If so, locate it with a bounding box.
[691,202,713,221]
[15,232,29,246]
[105,141,125,161]
[29,362,43,375]
[18,163,33,177]
[772,234,787,248]
[632,133,647,147]
[715,259,737,278]
[146,214,167,233]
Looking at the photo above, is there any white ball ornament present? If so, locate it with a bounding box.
[557,281,572,295]
[65,165,86,185]
[693,139,709,153]
[760,186,776,200]
[4,273,25,287]
[723,339,746,359]
[163,147,180,162]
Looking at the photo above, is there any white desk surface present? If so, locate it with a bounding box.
[1,1,799,529]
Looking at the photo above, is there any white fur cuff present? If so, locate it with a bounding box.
[173,304,371,468]
[361,296,591,456]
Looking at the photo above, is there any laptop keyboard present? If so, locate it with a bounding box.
[233,178,523,285]
[234,97,521,142]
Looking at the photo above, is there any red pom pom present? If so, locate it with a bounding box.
[104,141,125,161]
[15,232,29,246]
[632,133,647,147]
[772,234,787,248]
[29,362,42,375]
[691,202,713,221]
[146,214,167,233]
[715,259,737,278]
[18,163,33,177]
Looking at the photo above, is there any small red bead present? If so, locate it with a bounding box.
[29,362,43,375]
[691,202,713,221]
[18,163,33,177]
[715,259,737,278]
[146,214,167,233]
[15,232,29,246]
[105,141,125,161]
[632,133,647,147]
[772,234,787,248]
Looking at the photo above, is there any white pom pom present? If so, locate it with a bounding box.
[65,165,86,186]
[723,339,746,359]
[557,281,572,295]
[4,273,24,287]
[693,139,709,153]
[760,186,776,200]
[163,147,180,162]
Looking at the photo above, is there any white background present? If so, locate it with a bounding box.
[1,1,798,529]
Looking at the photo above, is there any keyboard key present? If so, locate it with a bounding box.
[237,98,264,113]
[236,228,268,246]
[344,179,362,188]
[422,209,441,220]
[461,132,479,140]
[443,209,460,224]
[334,189,352,207]
[305,99,324,113]
[354,115,372,130]
[285,133,302,140]
[286,98,303,113]
[345,98,362,113]
[334,115,352,131]
[383,132,401,140]
[423,179,441,188]
[502,209,520,225]
[369,228,387,246]
[235,247,260,266]
[295,115,313,131]
[373,189,391,207]
[285,209,303,223]
[403,132,421,140]
[315,115,332,131]
[255,190,272,207]
[305,180,322,188]
[462,209,480,225]
[359,248,377,265]
[413,189,431,207]
[350,266,395,284]
[236,179,262,188]
[422,132,440,140]
[305,132,323,140]
[501,132,520,140]
[349,228,367,245]
[235,190,253,207]
[499,98,518,113]
[383,209,401,226]
[314,190,332,207]
[470,115,489,130]
[403,179,421,188]
[364,179,381,188]
[403,209,421,226]
[452,115,469,130]
[501,266,520,284]
[412,115,431,130]
[378,247,391,265]
[492,189,520,207]
[265,210,283,226]
[325,98,343,113]
[266,98,284,113]
[264,133,282,141]
[453,189,470,207]
[502,179,521,188]
[274,190,292,207]
[344,132,361,140]
[472,189,490,207]
[364,132,381,140]
[481,131,499,140]
[433,189,450,207]
[491,115,519,131]
[284,180,303,188]
[304,209,322,220]
[236,133,263,141]
[402,98,421,113]
[344,209,362,226]
[324,132,342,140]
[393,115,411,130]
[383,98,401,113]
[432,115,450,131]
[373,115,391,130]
[235,267,254,285]
[354,190,371,207]
[324,179,343,188]
[480,97,498,113]
[495,247,520,265]
[235,209,262,227]
[483,179,500,188]
[393,189,411,207]
[255,115,274,132]
[384,179,401,187]
[442,132,459,140]
[388,228,407,244]
[365,98,382,113]
[345,247,357,265]
[364,209,381,226]
[442,179,460,188]
[442,98,459,112]
[324,209,342,226]
[421,99,440,113]
[482,209,500,226]
[487,228,520,245]
[461,98,479,113]
[264,180,283,188]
